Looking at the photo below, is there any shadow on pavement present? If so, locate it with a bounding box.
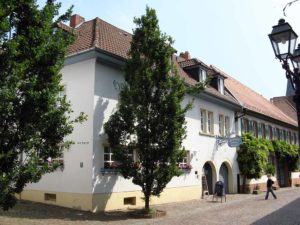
[251,198,300,225]
[0,200,131,222]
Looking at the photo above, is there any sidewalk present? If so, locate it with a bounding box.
[0,187,297,225]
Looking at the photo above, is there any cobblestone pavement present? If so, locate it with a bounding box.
[1,187,300,225]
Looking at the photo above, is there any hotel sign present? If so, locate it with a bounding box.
[228,136,242,147]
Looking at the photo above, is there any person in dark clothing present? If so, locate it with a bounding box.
[265,174,277,200]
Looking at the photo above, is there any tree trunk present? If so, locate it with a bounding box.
[242,175,246,193]
[144,192,150,210]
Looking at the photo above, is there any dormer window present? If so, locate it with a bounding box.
[218,77,224,95]
[199,68,207,82]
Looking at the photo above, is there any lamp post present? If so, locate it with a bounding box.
[269,19,300,146]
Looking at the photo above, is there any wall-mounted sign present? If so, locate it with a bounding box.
[228,136,242,147]
[77,141,89,145]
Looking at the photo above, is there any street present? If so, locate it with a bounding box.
[1,187,300,225]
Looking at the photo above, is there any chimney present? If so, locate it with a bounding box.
[179,51,191,60]
[70,14,85,28]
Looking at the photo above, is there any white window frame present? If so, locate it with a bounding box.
[218,77,224,95]
[207,111,214,134]
[225,116,230,136]
[199,69,207,82]
[219,114,224,136]
[200,109,214,135]
[200,109,207,133]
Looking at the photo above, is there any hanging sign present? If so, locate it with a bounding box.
[228,136,242,147]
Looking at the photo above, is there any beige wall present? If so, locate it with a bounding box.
[19,185,201,212]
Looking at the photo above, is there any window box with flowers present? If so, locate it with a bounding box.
[178,163,193,172]
[101,146,136,175]
[100,161,120,174]
[177,150,192,172]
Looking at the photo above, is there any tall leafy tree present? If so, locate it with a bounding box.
[0,0,85,210]
[237,133,269,192]
[104,7,204,211]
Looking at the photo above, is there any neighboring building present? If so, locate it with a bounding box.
[271,96,297,123]
[20,14,299,211]
[212,65,299,191]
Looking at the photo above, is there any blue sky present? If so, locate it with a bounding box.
[38,0,300,100]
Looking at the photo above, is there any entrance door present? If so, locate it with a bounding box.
[277,161,286,187]
[219,163,229,193]
[203,163,213,194]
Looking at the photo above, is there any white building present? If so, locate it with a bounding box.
[20,14,299,211]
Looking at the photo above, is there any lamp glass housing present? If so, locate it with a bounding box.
[269,19,298,61]
[293,44,300,69]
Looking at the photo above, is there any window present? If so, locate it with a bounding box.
[241,118,250,133]
[261,123,266,139]
[104,146,116,169]
[218,77,224,95]
[267,125,273,140]
[225,116,230,136]
[219,115,230,136]
[288,131,292,144]
[277,128,281,140]
[273,128,278,140]
[178,151,191,169]
[200,109,207,133]
[293,132,298,145]
[283,130,287,141]
[199,69,207,82]
[219,115,224,136]
[200,109,214,135]
[207,111,214,134]
[252,121,258,137]
[104,146,134,169]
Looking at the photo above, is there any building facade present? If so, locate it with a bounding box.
[20,14,299,211]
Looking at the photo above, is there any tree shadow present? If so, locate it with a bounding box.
[251,198,300,225]
[0,200,131,222]
[92,95,118,212]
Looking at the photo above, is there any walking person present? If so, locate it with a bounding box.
[265,174,277,200]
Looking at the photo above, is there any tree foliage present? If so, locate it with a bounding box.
[104,7,204,210]
[237,133,269,181]
[237,132,300,190]
[0,0,85,210]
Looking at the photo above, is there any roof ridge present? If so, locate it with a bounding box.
[95,17,132,36]
[93,18,100,48]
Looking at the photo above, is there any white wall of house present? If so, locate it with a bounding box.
[26,56,240,196]
[25,58,96,194]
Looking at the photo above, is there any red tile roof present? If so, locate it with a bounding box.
[64,16,297,127]
[67,18,131,58]
[211,65,297,126]
[178,58,209,69]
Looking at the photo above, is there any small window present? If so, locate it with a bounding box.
[225,116,230,136]
[104,146,134,169]
[207,112,214,134]
[199,69,207,82]
[178,151,191,169]
[241,118,250,133]
[200,109,214,135]
[283,130,287,141]
[252,121,258,137]
[124,197,136,205]
[288,131,292,144]
[219,115,224,136]
[261,123,266,139]
[268,125,273,140]
[218,77,224,95]
[44,193,56,202]
[200,109,207,133]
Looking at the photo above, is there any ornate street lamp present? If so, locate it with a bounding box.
[269,19,300,146]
